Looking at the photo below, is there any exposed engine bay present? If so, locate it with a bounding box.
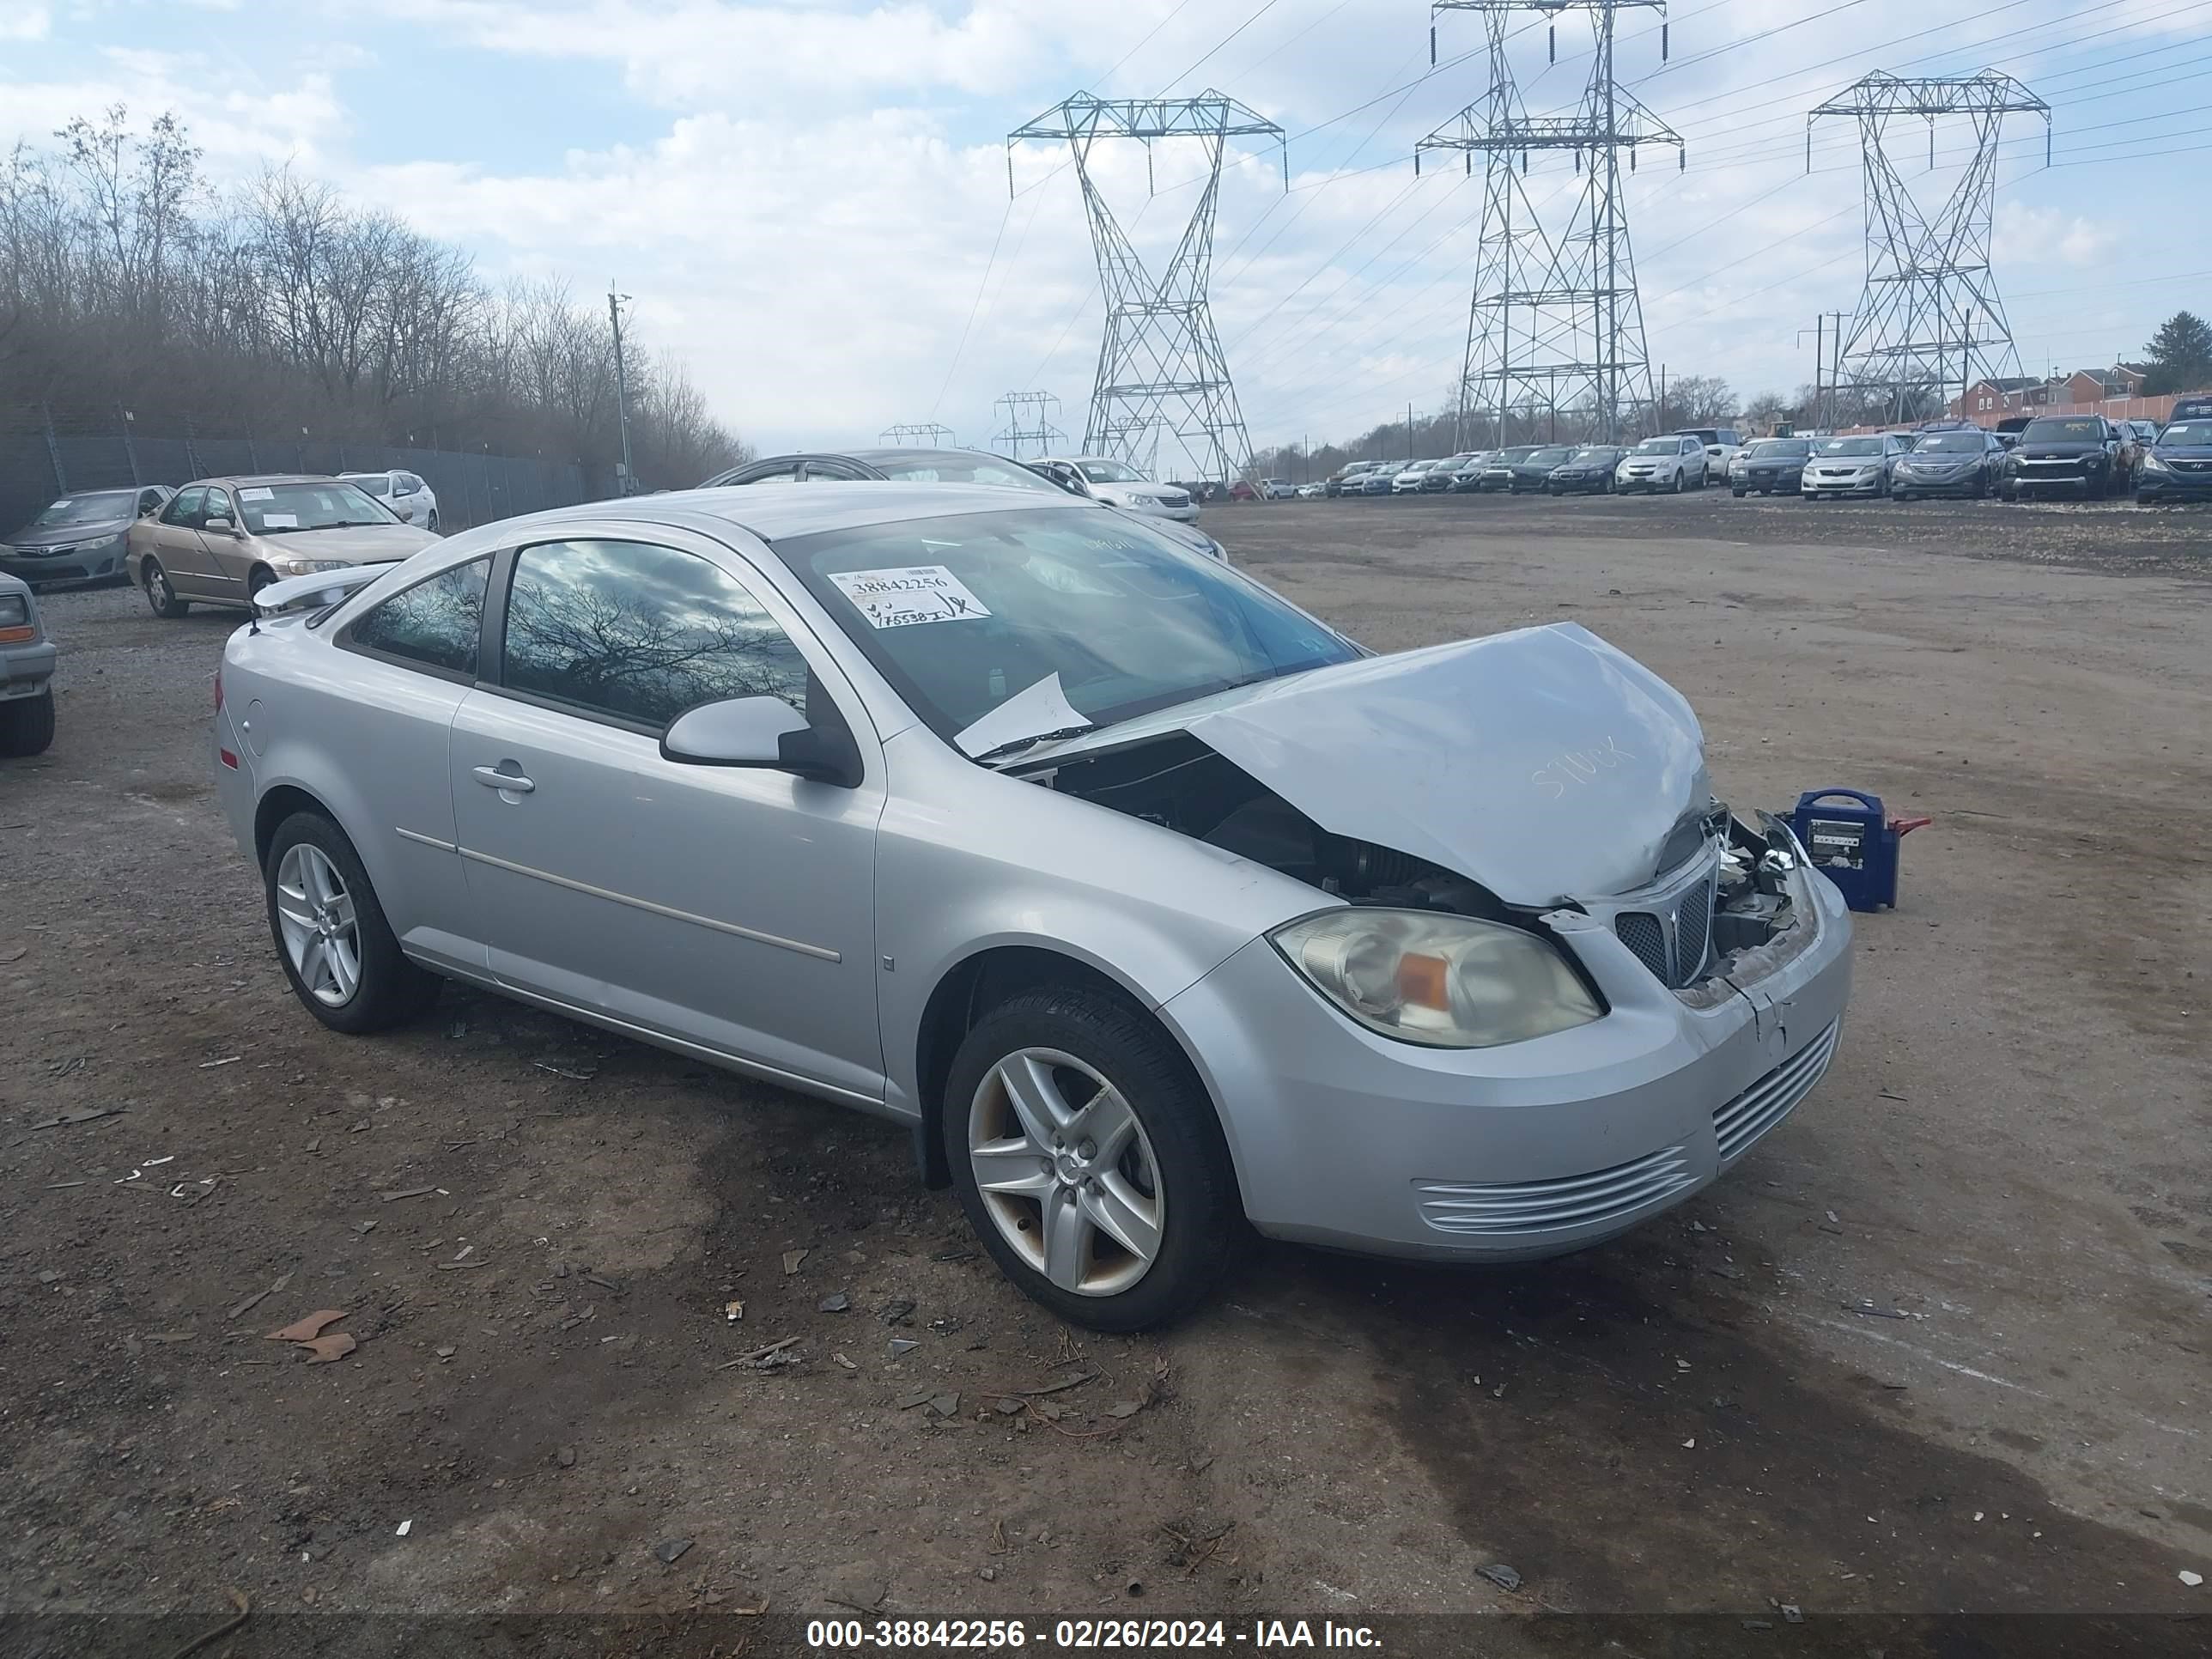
[1025,734,1808,994]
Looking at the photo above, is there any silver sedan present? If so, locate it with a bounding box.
[213,486,1851,1329]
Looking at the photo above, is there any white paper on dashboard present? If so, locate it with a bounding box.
[238,487,275,501]
[259,513,300,528]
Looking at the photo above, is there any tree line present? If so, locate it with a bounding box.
[0,106,747,488]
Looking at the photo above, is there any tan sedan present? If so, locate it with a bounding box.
[127,475,442,618]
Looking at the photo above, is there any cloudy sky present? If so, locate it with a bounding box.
[3,0,2206,466]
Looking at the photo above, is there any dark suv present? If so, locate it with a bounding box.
[2003,416,2127,501]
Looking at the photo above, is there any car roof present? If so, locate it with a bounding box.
[180,474,337,489]
[471,481,1091,545]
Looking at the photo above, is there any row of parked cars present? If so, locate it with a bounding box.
[1306,405,2212,506]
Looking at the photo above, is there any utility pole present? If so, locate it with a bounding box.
[608,283,636,496]
[1009,92,1285,485]
[1420,3,1681,447]
[1810,72,2048,422]
[1657,363,1667,433]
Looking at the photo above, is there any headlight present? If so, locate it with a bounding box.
[277,557,345,575]
[1270,909,1602,1048]
[2142,453,2172,473]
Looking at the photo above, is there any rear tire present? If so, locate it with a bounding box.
[142,559,189,618]
[1732,488,1746,498]
[0,688,55,757]
[264,811,441,1035]
[943,985,1240,1332]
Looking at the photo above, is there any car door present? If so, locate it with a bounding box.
[149,486,216,594]
[198,486,251,597]
[447,526,889,1101]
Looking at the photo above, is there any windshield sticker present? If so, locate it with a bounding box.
[238,487,275,501]
[829,565,992,629]
[51,499,72,508]
[259,513,299,528]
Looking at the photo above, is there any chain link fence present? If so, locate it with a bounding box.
[0,402,611,539]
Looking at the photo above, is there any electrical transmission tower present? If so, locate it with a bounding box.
[1419,2,1681,447]
[992,391,1067,460]
[1810,72,2050,425]
[1009,93,1285,483]
[879,422,957,446]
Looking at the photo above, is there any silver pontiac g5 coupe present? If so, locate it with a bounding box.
[214,484,1850,1329]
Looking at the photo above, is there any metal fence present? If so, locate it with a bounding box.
[0,404,606,539]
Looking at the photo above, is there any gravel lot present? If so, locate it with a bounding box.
[3,489,2208,1654]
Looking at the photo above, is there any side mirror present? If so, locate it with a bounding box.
[204,515,235,534]
[660,695,862,787]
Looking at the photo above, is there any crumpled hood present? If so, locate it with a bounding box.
[1031,623,1713,906]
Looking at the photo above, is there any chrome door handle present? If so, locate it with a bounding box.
[472,765,535,793]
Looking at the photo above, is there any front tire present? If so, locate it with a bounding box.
[142,559,189,618]
[1671,470,1685,494]
[264,811,441,1034]
[0,688,55,757]
[1732,488,1746,498]
[944,985,1239,1331]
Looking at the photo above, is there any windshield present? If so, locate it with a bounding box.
[234,482,397,534]
[1528,447,1574,465]
[1073,459,1146,485]
[1568,447,1613,462]
[1819,438,1884,457]
[1630,438,1680,456]
[2160,421,2212,445]
[1496,447,1538,463]
[32,491,138,527]
[777,507,1358,745]
[1743,440,1809,459]
[1913,432,1985,453]
[874,455,1061,492]
[343,474,393,496]
[2021,418,2101,441]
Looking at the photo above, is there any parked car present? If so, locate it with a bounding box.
[2167,395,2212,422]
[1256,479,1297,501]
[1425,453,1478,492]
[1476,447,1540,491]
[126,476,442,617]
[1615,434,1708,494]
[1800,434,1909,500]
[704,449,1228,561]
[1296,482,1328,500]
[1447,452,1497,492]
[1891,428,2008,500]
[1354,464,1407,496]
[0,570,57,757]
[1,484,173,589]
[1030,456,1199,523]
[1391,459,1442,495]
[212,483,1851,1329]
[1498,445,1576,493]
[1674,428,1744,474]
[1547,446,1626,495]
[2131,415,2212,503]
[1727,438,1812,496]
[2002,416,2126,501]
[339,470,441,532]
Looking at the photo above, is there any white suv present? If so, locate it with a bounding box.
[340,470,441,532]
[1674,428,1744,475]
[1615,434,1709,494]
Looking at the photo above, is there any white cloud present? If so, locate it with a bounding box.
[0,3,49,43]
[1994,201,2118,269]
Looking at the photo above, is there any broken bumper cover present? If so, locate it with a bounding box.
[1160,857,1852,1262]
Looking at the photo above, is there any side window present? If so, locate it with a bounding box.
[500,539,810,732]
[348,558,489,678]
[205,488,234,525]
[164,486,206,527]
[139,488,165,516]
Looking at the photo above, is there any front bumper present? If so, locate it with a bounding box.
[1121,498,1200,524]
[1802,471,1885,496]
[1616,467,1673,490]
[1,537,131,586]
[1733,468,1802,492]
[1891,467,1983,495]
[2136,465,2212,499]
[1160,858,1853,1262]
[1549,471,1608,493]
[2012,462,2108,493]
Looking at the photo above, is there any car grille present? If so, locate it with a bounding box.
[1158,490,1189,507]
[15,564,88,582]
[1713,1020,1842,1164]
[1415,1143,1696,1237]
[2169,459,2211,473]
[1613,865,1717,989]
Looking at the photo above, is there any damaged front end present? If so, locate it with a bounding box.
[1001,624,1816,1011]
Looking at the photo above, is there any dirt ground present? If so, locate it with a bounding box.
[3,489,2208,1655]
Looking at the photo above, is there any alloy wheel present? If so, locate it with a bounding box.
[146,566,170,611]
[275,842,362,1006]
[966,1047,1164,1297]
